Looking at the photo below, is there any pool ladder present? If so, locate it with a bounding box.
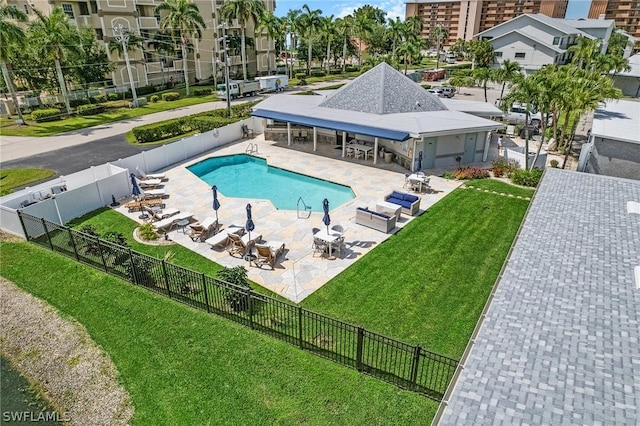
[246,143,258,155]
[297,197,312,219]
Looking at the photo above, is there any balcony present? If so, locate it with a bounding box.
[135,0,158,4]
[146,62,163,73]
[138,16,159,29]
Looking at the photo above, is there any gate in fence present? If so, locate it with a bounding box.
[18,211,458,400]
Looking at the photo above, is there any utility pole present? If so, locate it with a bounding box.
[218,23,232,119]
[113,24,139,108]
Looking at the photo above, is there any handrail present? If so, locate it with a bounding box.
[245,143,258,155]
[296,197,312,219]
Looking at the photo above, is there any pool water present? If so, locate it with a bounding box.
[187,155,355,212]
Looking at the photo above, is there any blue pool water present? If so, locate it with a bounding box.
[187,154,355,211]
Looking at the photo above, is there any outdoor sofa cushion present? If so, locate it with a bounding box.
[384,191,420,216]
[355,207,396,233]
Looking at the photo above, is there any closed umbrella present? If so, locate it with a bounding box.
[418,151,423,171]
[322,198,331,233]
[245,203,255,260]
[212,185,221,223]
[130,173,147,220]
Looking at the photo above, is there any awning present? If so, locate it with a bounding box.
[252,109,410,141]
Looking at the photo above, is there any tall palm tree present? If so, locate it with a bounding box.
[504,75,540,169]
[298,4,322,76]
[220,0,265,82]
[147,30,177,85]
[387,17,407,58]
[155,0,205,96]
[335,16,354,73]
[472,66,493,102]
[257,10,279,75]
[0,4,27,123]
[352,8,373,67]
[285,9,301,78]
[495,59,521,102]
[568,36,601,71]
[396,40,420,75]
[29,7,81,116]
[432,25,448,70]
[321,15,335,74]
[405,15,424,41]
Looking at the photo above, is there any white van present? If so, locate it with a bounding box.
[445,54,456,64]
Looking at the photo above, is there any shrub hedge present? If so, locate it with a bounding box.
[150,95,160,103]
[69,98,90,108]
[31,108,61,123]
[162,92,180,101]
[107,93,119,101]
[77,104,106,116]
[194,89,212,96]
[510,168,543,187]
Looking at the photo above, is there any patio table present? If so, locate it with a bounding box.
[349,144,373,160]
[407,174,429,193]
[314,229,343,259]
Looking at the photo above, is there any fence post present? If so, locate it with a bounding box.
[356,326,364,372]
[17,211,28,240]
[409,345,421,391]
[298,307,304,349]
[202,273,210,313]
[128,249,139,286]
[68,228,79,261]
[41,219,54,251]
[247,290,254,329]
[161,260,171,298]
[97,237,109,273]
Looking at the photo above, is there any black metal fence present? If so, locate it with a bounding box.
[18,212,458,400]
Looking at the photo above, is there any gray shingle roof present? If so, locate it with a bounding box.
[319,62,447,114]
[438,168,640,425]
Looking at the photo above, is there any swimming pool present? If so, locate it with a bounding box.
[187,154,355,211]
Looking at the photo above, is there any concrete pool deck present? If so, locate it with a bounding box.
[117,136,463,302]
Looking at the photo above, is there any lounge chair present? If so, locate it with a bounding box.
[152,211,194,233]
[252,241,285,269]
[140,187,166,199]
[227,232,262,258]
[136,166,166,181]
[205,225,245,249]
[143,205,180,222]
[124,197,164,212]
[134,176,162,188]
[188,216,219,242]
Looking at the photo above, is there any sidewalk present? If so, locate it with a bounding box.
[0,97,259,162]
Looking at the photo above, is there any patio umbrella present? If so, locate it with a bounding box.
[130,173,141,198]
[212,185,221,223]
[245,203,255,260]
[322,198,331,233]
[418,151,423,171]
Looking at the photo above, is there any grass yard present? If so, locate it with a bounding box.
[0,94,219,138]
[301,180,532,358]
[0,168,56,196]
[0,241,438,425]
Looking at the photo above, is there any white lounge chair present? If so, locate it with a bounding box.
[134,176,162,188]
[205,225,245,248]
[188,216,219,242]
[136,166,166,180]
[143,205,179,222]
[152,211,194,233]
[140,187,166,199]
[252,241,285,269]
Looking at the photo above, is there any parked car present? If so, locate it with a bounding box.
[427,88,445,98]
[440,87,455,98]
[501,103,550,128]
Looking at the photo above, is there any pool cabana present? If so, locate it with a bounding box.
[252,63,503,171]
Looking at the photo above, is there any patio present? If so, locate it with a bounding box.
[117,134,463,302]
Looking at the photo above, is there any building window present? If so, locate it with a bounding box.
[79,2,89,16]
[95,28,103,40]
[515,52,526,59]
[62,4,74,19]
[553,36,560,45]
[90,1,98,13]
[495,51,503,57]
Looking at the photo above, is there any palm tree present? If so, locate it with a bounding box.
[470,39,496,68]
[257,11,279,75]
[0,4,27,123]
[472,66,493,102]
[568,36,601,71]
[108,30,143,101]
[147,30,177,85]
[432,25,448,70]
[29,7,81,116]
[495,59,521,102]
[504,75,540,169]
[387,17,407,58]
[321,15,335,74]
[298,4,322,76]
[155,0,205,96]
[396,40,420,75]
[285,9,301,78]
[405,15,424,41]
[352,8,373,67]
[335,16,354,73]
[220,0,265,82]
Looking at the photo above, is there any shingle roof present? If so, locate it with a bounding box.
[319,62,447,114]
[438,168,640,425]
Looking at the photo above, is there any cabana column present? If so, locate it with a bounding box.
[373,137,379,164]
[313,127,317,152]
[341,131,346,158]
[287,122,292,146]
[483,131,491,162]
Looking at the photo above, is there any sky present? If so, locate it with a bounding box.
[274,0,593,21]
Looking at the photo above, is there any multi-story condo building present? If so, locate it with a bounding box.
[405,0,568,46]
[589,0,640,49]
[8,0,275,89]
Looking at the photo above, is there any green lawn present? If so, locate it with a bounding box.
[0,94,219,138]
[464,178,536,198]
[0,241,438,425]
[0,168,56,196]
[301,180,531,358]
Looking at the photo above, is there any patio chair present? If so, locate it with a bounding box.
[227,232,262,258]
[135,176,163,188]
[252,241,285,269]
[143,205,180,222]
[312,237,328,257]
[205,225,245,249]
[139,187,166,199]
[152,211,194,233]
[136,166,166,181]
[300,130,308,143]
[188,216,219,242]
[242,124,254,138]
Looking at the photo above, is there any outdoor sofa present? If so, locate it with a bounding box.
[384,191,421,216]
[355,207,397,233]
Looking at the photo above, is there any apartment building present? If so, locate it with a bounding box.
[8,0,275,89]
[405,0,568,45]
[589,0,640,48]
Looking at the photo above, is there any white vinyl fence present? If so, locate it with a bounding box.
[0,117,262,238]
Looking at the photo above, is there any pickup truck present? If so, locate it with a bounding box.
[501,103,551,128]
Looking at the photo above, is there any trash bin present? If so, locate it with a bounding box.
[384,152,393,163]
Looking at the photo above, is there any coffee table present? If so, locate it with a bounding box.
[376,201,402,220]
[175,219,190,233]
